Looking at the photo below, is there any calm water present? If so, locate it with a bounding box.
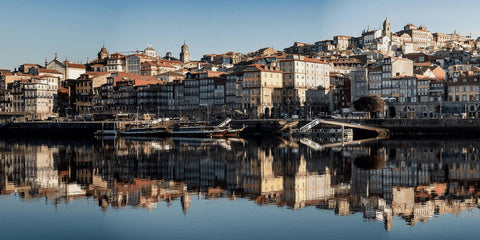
[0,137,479,240]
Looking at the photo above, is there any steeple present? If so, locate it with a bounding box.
[383,17,391,38]
[97,44,109,60]
[180,41,190,63]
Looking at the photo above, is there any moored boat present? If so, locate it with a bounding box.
[172,125,227,138]
[94,129,119,136]
[224,126,245,137]
[118,126,171,136]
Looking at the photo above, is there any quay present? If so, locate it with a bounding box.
[0,121,115,137]
[1,118,477,138]
[334,118,480,136]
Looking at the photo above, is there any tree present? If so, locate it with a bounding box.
[353,95,385,118]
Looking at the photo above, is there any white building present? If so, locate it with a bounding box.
[280,55,331,113]
[12,76,58,119]
[46,56,86,80]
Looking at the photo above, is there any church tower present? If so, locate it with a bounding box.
[97,44,109,60]
[383,17,391,38]
[180,42,190,63]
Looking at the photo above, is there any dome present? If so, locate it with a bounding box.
[145,45,155,51]
[144,45,158,58]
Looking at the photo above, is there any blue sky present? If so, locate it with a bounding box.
[1,0,480,70]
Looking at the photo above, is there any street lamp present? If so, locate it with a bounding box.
[286,98,291,118]
[306,98,312,119]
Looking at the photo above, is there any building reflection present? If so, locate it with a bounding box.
[0,138,479,231]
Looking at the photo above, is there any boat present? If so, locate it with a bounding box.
[171,118,234,138]
[118,126,171,136]
[224,126,246,137]
[172,125,228,138]
[94,129,119,136]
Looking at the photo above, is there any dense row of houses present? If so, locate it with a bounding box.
[4,18,480,119]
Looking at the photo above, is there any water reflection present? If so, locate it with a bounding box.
[0,137,479,231]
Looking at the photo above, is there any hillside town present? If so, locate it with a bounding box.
[2,18,480,121]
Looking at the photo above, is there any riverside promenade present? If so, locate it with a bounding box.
[1,118,478,137]
[335,118,480,136]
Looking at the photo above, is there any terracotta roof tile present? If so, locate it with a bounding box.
[244,64,283,73]
[66,63,86,68]
[38,69,62,74]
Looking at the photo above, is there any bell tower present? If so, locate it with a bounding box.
[180,41,190,63]
[383,17,391,38]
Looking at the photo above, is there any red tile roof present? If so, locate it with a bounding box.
[66,63,86,68]
[35,74,59,78]
[110,53,126,58]
[38,69,62,74]
[80,71,110,78]
[110,72,161,86]
[58,86,68,94]
[280,57,328,64]
[414,62,433,67]
[244,64,283,73]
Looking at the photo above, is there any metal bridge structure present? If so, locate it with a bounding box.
[298,118,390,138]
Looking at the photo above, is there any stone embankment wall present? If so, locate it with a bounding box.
[0,121,115,137]
[344,118,480,136]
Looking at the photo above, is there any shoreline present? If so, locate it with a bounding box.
[1,118,480,137]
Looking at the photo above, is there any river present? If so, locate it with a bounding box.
[0,136,479,239]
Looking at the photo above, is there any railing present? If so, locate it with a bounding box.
[299,119,320,131]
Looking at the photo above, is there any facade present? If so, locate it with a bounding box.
[46,56,86,80]
[65,72,111,114]
[225,72,243,115]
[106,53,126,72]
[182,71,225,116]
[330,72,351,109]
[156,71,185,82]
[333,35,352,51]
[284,42,315,55]
[95,72,161,114]
[242,64,283,118]
[380,57,414,99]
[280,55,331,115]
[330,57,368,103]
[126,54,154,75]
[141,60,177,76]
[368,67,383,96]
[401,24,434,50]
[447,75,480,102]
[11,76,58,119]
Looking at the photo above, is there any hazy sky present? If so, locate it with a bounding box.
[1,0,480,70]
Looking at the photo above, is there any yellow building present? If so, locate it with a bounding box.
[242,148,283,197]
[242,64,283,118]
